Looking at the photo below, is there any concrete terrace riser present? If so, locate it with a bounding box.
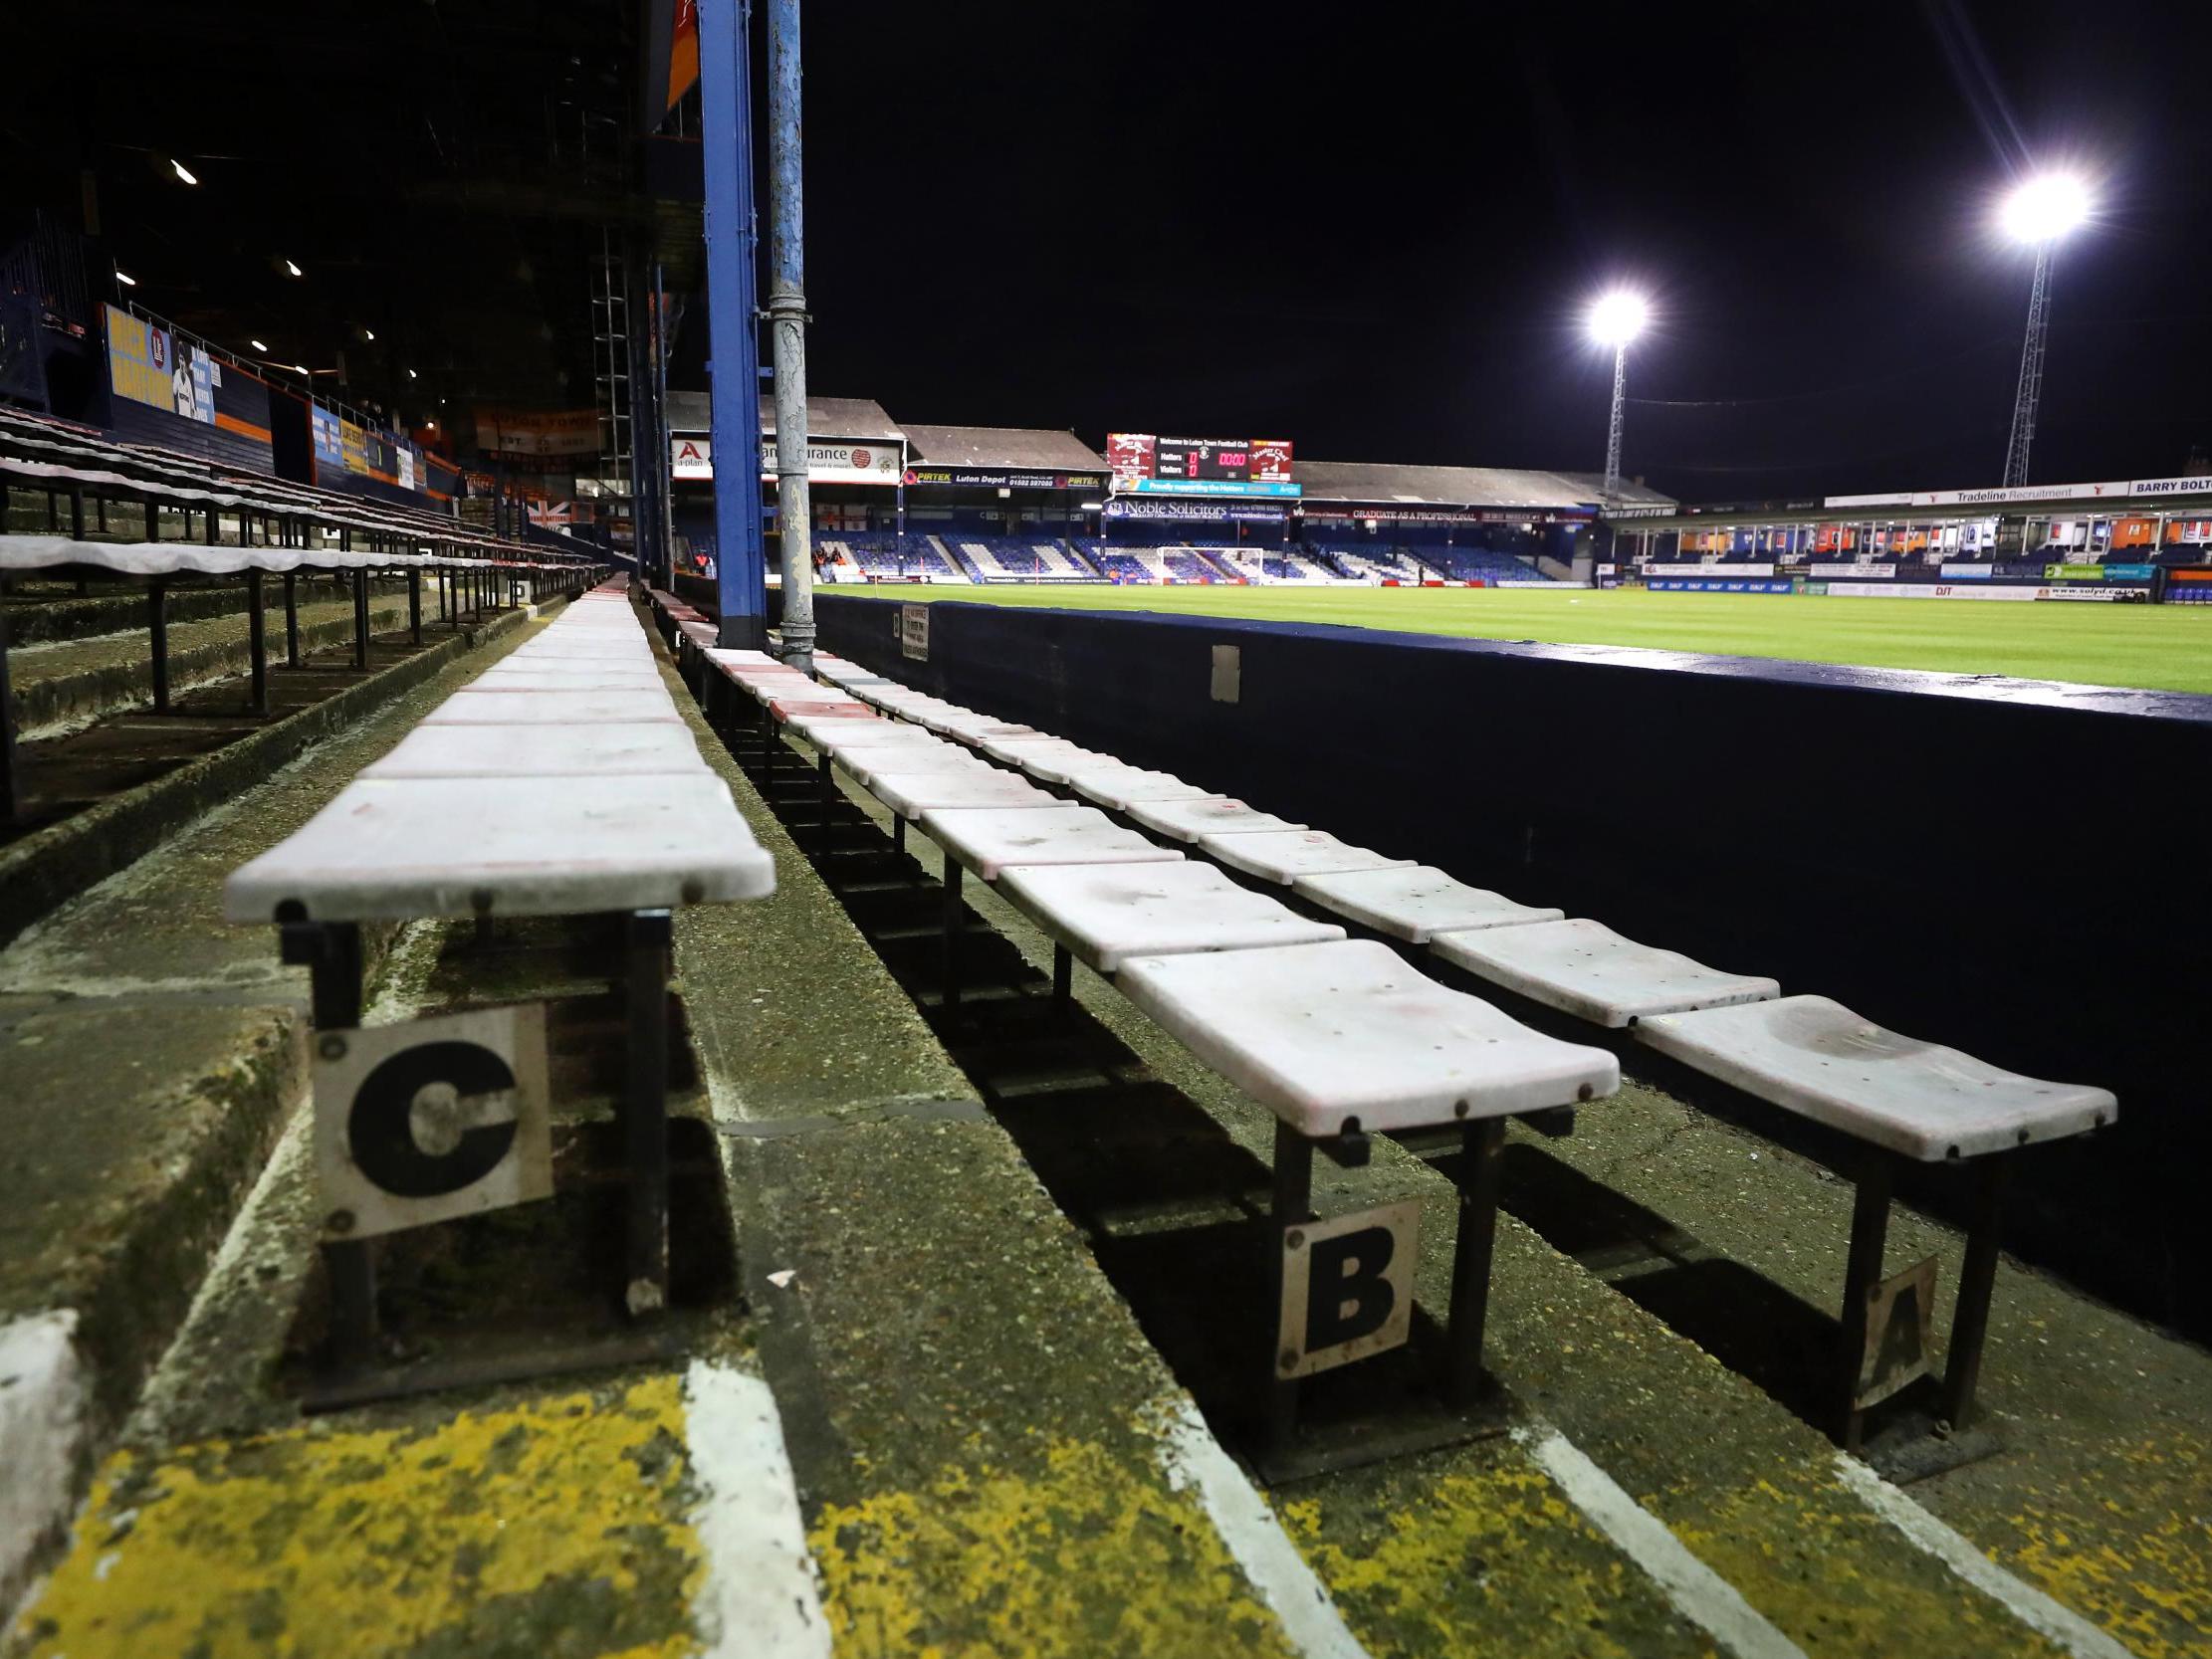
[0,607,541,951]
[14,595,413,735]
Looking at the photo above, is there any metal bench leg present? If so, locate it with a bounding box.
[1942,1157,2011,1431]
[625,908,673,1317]
[284,572,301,666]
[817,751,836,850]
[351,570,370,670]
[247,571,269,716]
[0,591,22,828]
[942,860,964,1011]
[1051,943,1073,1008]
[1446,1117,1507,1406]
[283,920,376,1368]
[1838,1158,1893,1452]
[148,579,171,713]
[1265,1124,1316,1449]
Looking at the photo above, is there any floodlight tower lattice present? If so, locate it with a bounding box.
[2003,243,2053,489]
[1604,339,1629,502]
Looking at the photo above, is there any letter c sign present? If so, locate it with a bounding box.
[313,1005,553,1239]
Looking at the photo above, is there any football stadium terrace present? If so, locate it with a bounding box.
[6,25,2212,1659]
[4,383,2208,1653]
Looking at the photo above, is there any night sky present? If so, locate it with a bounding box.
[795,0,2212,502]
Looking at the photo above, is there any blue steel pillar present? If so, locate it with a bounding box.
[699,0,767,645]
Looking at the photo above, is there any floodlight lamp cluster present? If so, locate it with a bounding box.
[1588,290,1649,347]
[2000,173,2092,244]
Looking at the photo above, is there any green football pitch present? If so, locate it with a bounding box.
[880,583,2212,695]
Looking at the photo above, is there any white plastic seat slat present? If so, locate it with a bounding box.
[1635,995,2115,1161]
[995,861,1344,973]
[867,769,1057,820]
[838,747,989,789]
[1009,746,1116,785]
[1293,865,1563,944]
[423,689,682,726]
[1200,829,1414,886]
[223,774,774,923]
[807,723,956,756]
[362,724,707,779]
[1431,918,1779,1028]
[1117,939,1620,1138]
[474,666,668,690]
[1066,767,1214,811]
[1127,796,1306,843]
[920,805,1186,883]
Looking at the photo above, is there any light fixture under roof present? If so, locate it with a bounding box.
[250,338,269,352]
[169,158,198,185]
[114,270,137,287]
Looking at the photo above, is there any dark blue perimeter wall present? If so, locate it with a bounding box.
[817,591,2212,1342]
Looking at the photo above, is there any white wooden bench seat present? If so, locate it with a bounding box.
[995,861,1345,973]
[868,768,1059,820]
[1636,996,2115,1162]
[225,774,773,922]
[1066,767,1217,811]
[362,724,708,780]
[1431,918,1779,1027]
[920,805,1184,884]
[1201,829,1415,886]
[427,689,685,726]
[1292,865,1564,944]
[1120,940,1619,1140]
[1127,796,1306,842]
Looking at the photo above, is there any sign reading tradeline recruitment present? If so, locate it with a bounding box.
[313,1006,553,1240]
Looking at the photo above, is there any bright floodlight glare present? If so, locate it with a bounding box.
[2001,173,2092,243]
[250,338,269,352]
[169,158,198,185]
[113,270,136,287]
[283,258,303,277]
[1589,291,1649,346]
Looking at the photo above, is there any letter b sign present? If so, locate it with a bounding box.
[1277,1199,1421,1379]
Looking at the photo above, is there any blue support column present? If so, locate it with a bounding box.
[699,0,768,646]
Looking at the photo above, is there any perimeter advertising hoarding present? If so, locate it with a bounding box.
[903,467,1108,492]
[668,435,903,485]
[1105,499,1286,523]
[104,304,273,443]
[475,406,602,459]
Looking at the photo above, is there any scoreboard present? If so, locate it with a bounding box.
[1107,433,1295,492]
[1155,436,1294,485]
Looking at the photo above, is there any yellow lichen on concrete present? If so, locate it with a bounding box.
[11,1378,705,1659]
[2002,1433,2212,1659]
[1276,1460,1683,1659]
[806,1436,1299,1659]
[1667,1457,2074,1659]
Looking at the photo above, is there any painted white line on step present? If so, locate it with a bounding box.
[684,1360,831,1659]
[1153,1396,1373,1659]
[1831,1453,2139,1659]
[0,1311,87,1626]
[1520,1426,1807,1659]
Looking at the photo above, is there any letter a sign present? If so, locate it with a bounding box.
[1277,1200,1422,1379]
